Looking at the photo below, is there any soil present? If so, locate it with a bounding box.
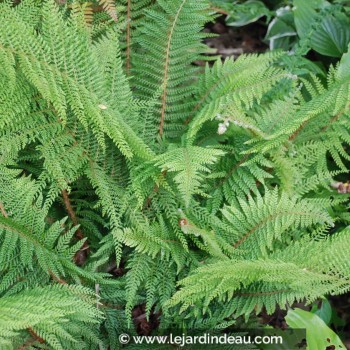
[204,16,268,58]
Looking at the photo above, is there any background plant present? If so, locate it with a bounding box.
[211,0,350,58]
[0,0,350,349]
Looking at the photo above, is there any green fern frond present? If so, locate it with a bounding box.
[0,0,150,158]
[0,285,103,350]
[132,0,214,141]
[1,0,350,344]
[187,52,287,140]
[168,228,350,316]
[155,146,225,206]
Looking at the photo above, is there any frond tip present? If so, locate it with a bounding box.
[98,0,118,22]
[155,146,225,206]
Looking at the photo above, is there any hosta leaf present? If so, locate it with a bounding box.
[219,0,271,27]
[313,299,332,325]
[286,308,345,350]
[293,0,350,57]
[311,13,350,57]
[337,43,350,80]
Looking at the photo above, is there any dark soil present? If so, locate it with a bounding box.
[329,294,350,349]
[204,16,268,58]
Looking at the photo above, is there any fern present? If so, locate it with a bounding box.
[98,0,118,22]
[0,285,103,350]
[154,145,225,206]
[168,228,350,317]
[0,0,350,348]
[132,0,215,141]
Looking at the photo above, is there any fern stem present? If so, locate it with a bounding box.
[289,120,308,141]
[126,0,132,75]
[62,190,82,237]
[233,211,314,248]
[61,189,89,265]
[27,328,45,345]
[216,154,250,189]
[0,202,8,218]
[321,103,350,132]
[48,270,67,285]
[142,170,167,210]
[159,0,187,137]
[290,103,350,141]
[236,290,290,297]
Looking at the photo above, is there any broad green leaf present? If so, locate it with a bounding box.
[265,7,297,50]
[313,299,332,325]
[269,36,293,50]
[224,0,271,27]
[337,43,350,80]
[293,0,350,57]
[293,0,322,39]
[311,13,350,57]
[286,308,345,350]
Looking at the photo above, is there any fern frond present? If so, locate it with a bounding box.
[0,0,150,158]
[187,52,287,140]
[132,0,214,141]
[98,0,118,22]
[155,146,225,206]
[219,188,333,258]
[0,285,103,350]
[168,228,350,317]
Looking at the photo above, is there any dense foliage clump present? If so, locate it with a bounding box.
[0,0,350,348]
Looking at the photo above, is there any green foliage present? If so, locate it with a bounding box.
[211,0,272,27]
[212,0,350,57]
[293,0,350,57]
[0,0,350,349]
[286,308,346,350]
[154,146,225,206]
[0,285,103,350]
[132,0,215,141]
[311,299,332,325]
